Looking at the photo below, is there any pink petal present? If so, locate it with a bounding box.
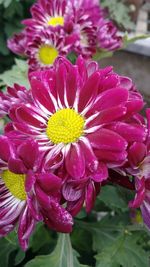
[66,66,79,106]
[88,128,127,151]
[62,181,83,202]
[109,122,147,142]
[37,173,62,195]
[16,105,46,128]
[80,139,98,172]
[92,162,108,182]
[128,142,147,167]
[92,88,128,111]
[18,206,36,251]
[31,78,55,113]
[78,72,100,112]
[56,63,67,107]
[129,178,146,208]
[85,182,96,213]
[43,200,73,233]
[65,144,85,178]
[8,157,27,174]
[67,196,85,216]
[25,171,36,192]
[17,139,39,169]
[0,136,14,162]
[95,149,127,163]
[87,105,126,127]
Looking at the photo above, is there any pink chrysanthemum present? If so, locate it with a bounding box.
[7,30,29,56]
[122,109,150,229]
[0,84,32,119]
[0,136,73,250]
[7,0,122,61]
[69,0,103,57]
[26,27,74,71]
[6,57,146,213]
[23,0,74,32]
[97,19,122,51]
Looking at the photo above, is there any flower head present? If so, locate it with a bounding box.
[23,0,74,32]
[0,84,32,119]
[0,136,73,250]
[7,0,122,62]
[7,30,29,56]
[26,27,74,71]
[97,20,122,51]
[6,56,146,213]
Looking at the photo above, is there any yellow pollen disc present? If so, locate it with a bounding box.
[2,170,26,200]
[47,16,64,27]
[38,45,58,65]
[46,108,85,144]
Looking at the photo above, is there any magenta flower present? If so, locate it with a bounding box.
[122,109,150,229]
[5,56,146,213]
[23,0,74,32]
[7,30,29,56]
[126,109,150,179]
[69,0,102,57]
[97,20,122,51]
[0,84,32,119]
[26,27,74,71]
[0,136,73,250]
[7,0,122,62]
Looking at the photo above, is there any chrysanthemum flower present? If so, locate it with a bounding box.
[0,84,32,119]
[7,0,122,61]
[7,30,29,56]
[0,136,73,250]
[97,20,122,51]
[118,109,150,229]
[26,27,74,71]
[23,0,74,32]
[70,0,102,57]
[5,57,146,213]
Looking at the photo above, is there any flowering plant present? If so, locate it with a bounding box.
[0,0,150,267]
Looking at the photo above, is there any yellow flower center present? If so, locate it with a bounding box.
[46,108,85,144]
[2,170,26,200]
[47,16,64,27]
[38,45,58,65]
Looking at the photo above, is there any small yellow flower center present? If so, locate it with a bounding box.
[46,108,85,144]
[38,45,58,65]
[47,16,64,27]
[1,170,26,200]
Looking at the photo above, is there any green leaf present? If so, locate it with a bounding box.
[95,233,149,267]
[25,234,89,267]
[77,215,123,251]
[97,185,128,211]
[30,223,53,253]
[0,237,17,267]
[14,249,25,266]
[0,34,9,55]
[93,49,113,61]
[101,0,135,30]
[0,59,29,88]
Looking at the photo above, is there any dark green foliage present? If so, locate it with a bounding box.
[0,0,34,73]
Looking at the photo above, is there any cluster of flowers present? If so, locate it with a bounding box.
[7,0,122,71]
[1,0,150,252]
[0,55,150,250]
